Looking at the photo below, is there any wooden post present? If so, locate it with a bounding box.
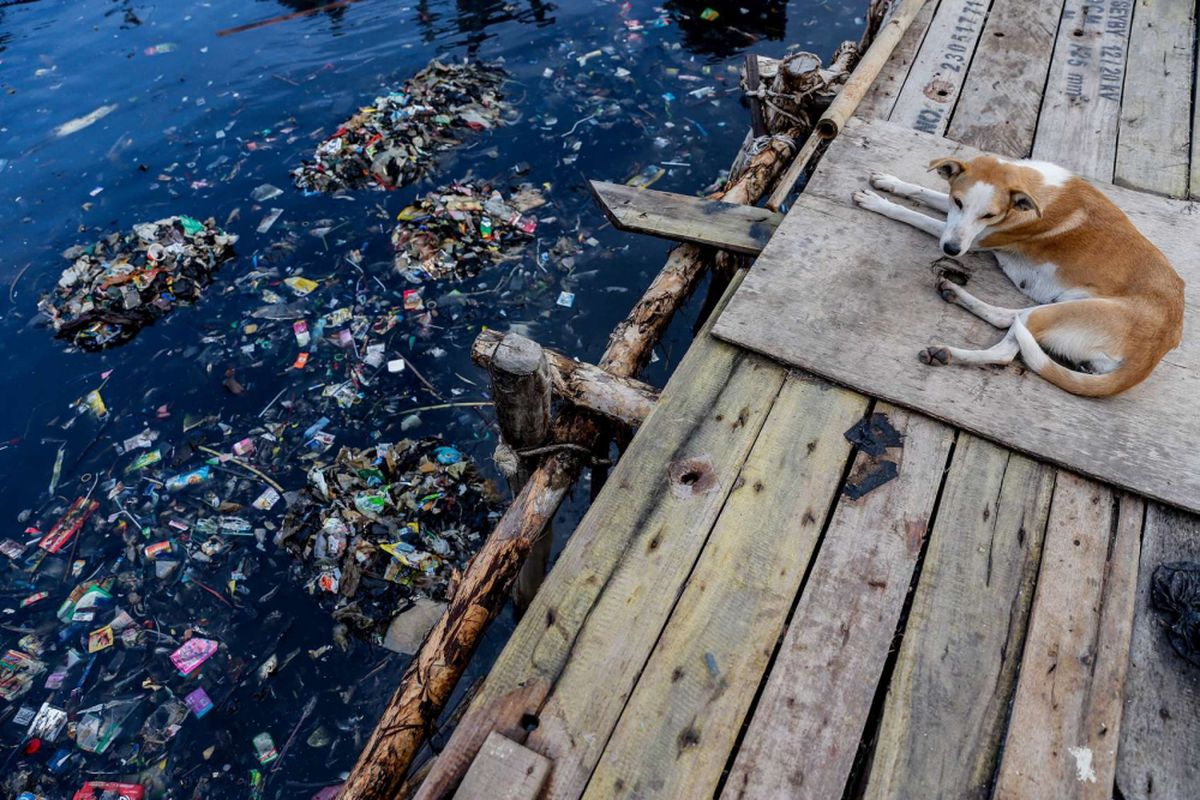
[744,54,767,138]
[764,51,823,133]
[487,334,553,613]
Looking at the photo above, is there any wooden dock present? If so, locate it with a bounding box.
[412,1,1200,798]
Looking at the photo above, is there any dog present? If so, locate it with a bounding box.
[851,155,1184,397]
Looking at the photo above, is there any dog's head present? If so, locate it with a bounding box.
[928,156,1042,256]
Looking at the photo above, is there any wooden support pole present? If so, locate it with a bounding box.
[744,54,767,138]
[485,334,553,614]
[472,330,659,428]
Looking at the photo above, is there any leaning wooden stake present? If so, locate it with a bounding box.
[767,0,927,210]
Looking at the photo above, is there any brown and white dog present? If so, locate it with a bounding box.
[851,156,1184,397]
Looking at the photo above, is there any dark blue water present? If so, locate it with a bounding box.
[0,0,861,796]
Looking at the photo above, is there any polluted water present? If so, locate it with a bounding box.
[0,0,861,797]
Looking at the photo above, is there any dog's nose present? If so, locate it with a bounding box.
[942,242,961,256]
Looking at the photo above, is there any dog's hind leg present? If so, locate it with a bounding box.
[870,173,950,213]
[935,277,1039,328]
[852,190,945,238]
[919,327,1020,367]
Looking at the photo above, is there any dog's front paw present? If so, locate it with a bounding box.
[852,189,890,213]
[919,346,951,366]
[935,277,960,304]
[870,172,903,194]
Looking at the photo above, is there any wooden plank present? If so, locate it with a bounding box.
[858,0,941,121]
[715,117,1200,515]
[1114,0,1195,198]
[720,405,954,800]
[886,0,990,136]
[454,732,552,800]
[863,437,1054,799]
[416,278,788,799]
[1116,503,1200,799]
[580,376,869,800]
[588,180,782,255]
[1032,0,1135,179]
[1194,38,1200,199]
[993,478,1143,799]
[945,0,1064,157]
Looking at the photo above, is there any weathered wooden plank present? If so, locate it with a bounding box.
[945,0,1063,157]
[1194,40,1200,199]
[1116,503,1200,799]
[720,405,954,800]
[993,477,1142,799]
[1114,0,1195,197]
[857,0,940,121]
[717,117,1200,514]
[579,376,868,800]
[1032,0,1135,179]
[863,437,1054,799]
[453,731,552,800]
[886,0,990,136]
[588,180,782,255]
[416,278,788,800]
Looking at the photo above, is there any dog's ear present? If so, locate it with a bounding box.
[1010,190,1042,217]
[927,157,966,181]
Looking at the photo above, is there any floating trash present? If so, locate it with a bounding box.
[39,217,237,350]
[291,60,509,193]
[279,439,500,644]
[392,181,546,281]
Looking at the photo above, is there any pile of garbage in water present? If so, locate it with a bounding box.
[38,217,237,350]
[291,60,509,193]
[392,181,547,282]
[279,439,500,648]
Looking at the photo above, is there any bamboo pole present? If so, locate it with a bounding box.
[766,0,928,210]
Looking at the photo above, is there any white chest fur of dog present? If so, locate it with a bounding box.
[851,154,1184,397]
[992,252,1090,305]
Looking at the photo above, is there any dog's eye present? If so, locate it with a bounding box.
[953,197,963,210]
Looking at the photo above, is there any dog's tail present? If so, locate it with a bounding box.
[1010,316,1135,398]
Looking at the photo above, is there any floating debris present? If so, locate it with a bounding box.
[291,60,509,193]
[392,181,546,282]
[279,439,500,644]
[39,217,237,350]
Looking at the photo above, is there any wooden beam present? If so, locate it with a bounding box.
[452,732,551,800]
[471,330,659,428]
[588,180,782,255]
